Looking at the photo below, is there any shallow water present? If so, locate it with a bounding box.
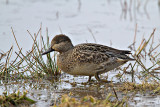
[1,76,160,107]
[0,0,160,106]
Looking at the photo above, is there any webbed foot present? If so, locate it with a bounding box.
[88,76,92,82]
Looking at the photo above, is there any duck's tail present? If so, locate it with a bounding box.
[120,50,132,54]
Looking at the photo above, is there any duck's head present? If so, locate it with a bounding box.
[42,34,73,55]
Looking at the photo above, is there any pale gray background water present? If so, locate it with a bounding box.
[1,0,160,52]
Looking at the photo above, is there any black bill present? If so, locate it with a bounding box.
[42,48,55,55]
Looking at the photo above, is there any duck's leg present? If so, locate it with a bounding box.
[95,72,109,83]
[88,76,92,82]
[95,72,101,81]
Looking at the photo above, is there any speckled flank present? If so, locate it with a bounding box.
[42,34,134,82]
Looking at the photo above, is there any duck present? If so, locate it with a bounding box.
[42,34,134,82]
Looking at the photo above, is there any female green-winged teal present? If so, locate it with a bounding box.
[42,34,134,82]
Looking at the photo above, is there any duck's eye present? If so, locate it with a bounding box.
[57,39,66,44]
[55,40,62,44]
[55,41,59,44]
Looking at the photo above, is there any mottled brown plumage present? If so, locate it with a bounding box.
[42,34,134,82]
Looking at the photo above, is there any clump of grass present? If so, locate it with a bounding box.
[0,26,60,79]
[116,28,160,83]
[0,90,36,107]
[54,93,127,107]
[24,27,60,77]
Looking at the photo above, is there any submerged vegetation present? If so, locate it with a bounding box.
[0,26,160,106]
[0,91,36,107]
[55,93,126,107]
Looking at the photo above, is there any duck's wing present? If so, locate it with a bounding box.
[71,48,110,64]
[73,44,134,64]
[76,43,131,55]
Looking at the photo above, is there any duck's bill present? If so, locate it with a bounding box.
[42,48,55,55]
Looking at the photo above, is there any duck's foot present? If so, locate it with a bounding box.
[95,72,109,83]
[88,76,92,82]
